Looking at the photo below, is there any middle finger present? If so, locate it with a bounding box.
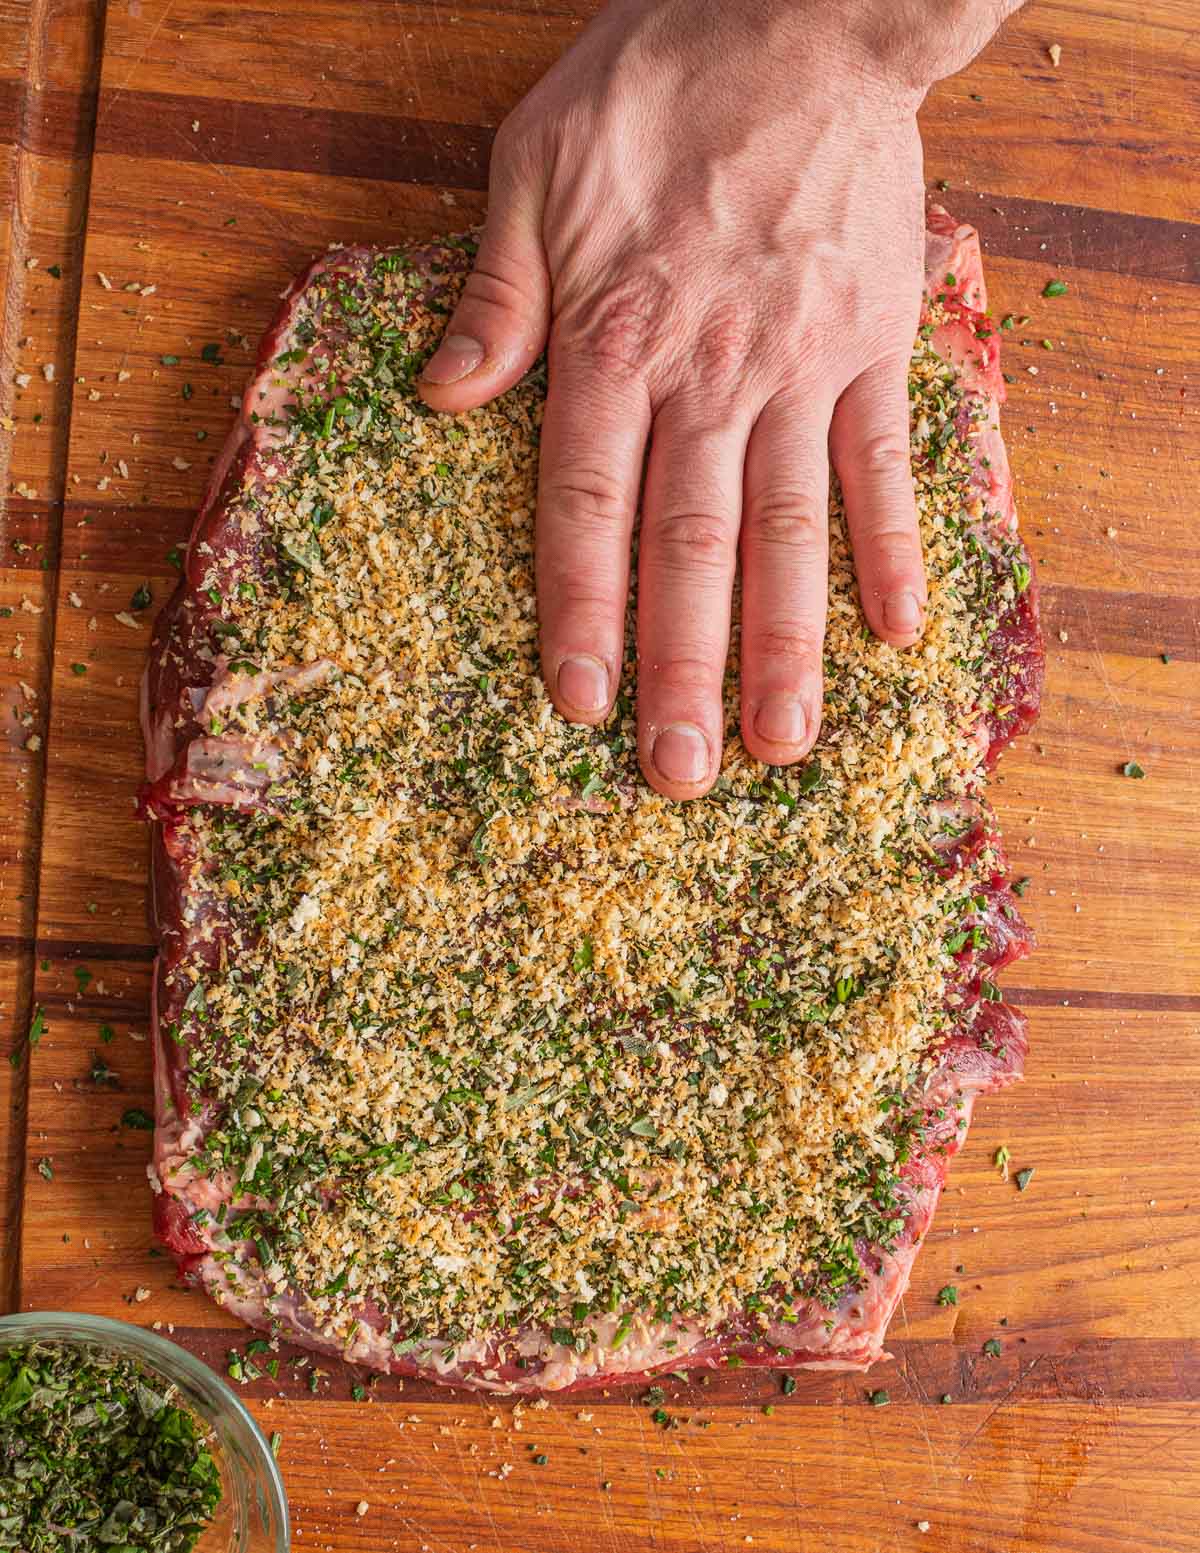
[636,395,753,799]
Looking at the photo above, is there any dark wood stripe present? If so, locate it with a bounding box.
[0,500,59,571]
[114,1327,1200,1407]
[1041,584,1200,664]
[1005,987,1200,1013]
[59,503,194,573]
[96,89,493,192]
[91,88,1200,286]
[0,939,154,984]
[0,79,99,161]
[57,502,1200,666]
[34,940,157,965]
[968,191,1199,287]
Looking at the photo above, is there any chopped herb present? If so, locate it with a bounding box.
[983,1338,1002,1357]
[36,1156,53,1181]
[867,1389,890,1407]
[166,544,184,570]
[796,758,823,795]
[1014,1167,1035,1192]
[160,354,180,367]
[131,582,153,611]
[936,1285,958,1307]
[269,1429,282,1456]
[572,938,594,973]
[780,1375,797,1396]
[351,1382,367,1401]
[90,1053,119,1087]
[28,1006,46,1048]
[940,1393,952,1405]
[1011,877,1029,897]
[70,662,87,675]
[99,1023,116,1043]
[1042,279,1068,297]
[533,1452,549,1465]
[1121,760,1146,779]
[122,1108,155,1130]
[47,264,62,278]
[200,342,224,364]
[0,1338,221,1550]
[182,382,194,401]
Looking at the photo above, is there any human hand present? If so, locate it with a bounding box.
[418,0,1018,799]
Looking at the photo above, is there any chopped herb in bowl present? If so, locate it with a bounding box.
[0,1339,221,1551]
[0,1314,286,1552]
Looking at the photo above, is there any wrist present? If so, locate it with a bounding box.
[798,0,1024,96]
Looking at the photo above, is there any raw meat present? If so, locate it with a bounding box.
[142,210,1042,1392]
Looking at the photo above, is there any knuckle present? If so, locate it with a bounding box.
[747,622,823,669]
[544,467,630,531]
[650,654,722,698]
[692,302,758,382]
[650,512,736,575]
[565,274,667,375]
[462,261,535,320]
[746,495,825,556]
[544,578,622,622]
[857,430,914,477]
[857,520,922,569]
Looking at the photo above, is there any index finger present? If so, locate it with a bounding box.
[536,332,652,724]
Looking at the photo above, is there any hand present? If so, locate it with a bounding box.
[418,0,1017,799]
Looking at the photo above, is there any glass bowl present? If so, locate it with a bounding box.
[0,1311,288,1552]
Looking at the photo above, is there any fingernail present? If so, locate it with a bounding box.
[420,333,485,385]
[753,695,808,748]
[652,723,711,786]
[556,654,610,715]
[883,590,924,635]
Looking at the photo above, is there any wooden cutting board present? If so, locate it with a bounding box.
[5,1,1200,1548]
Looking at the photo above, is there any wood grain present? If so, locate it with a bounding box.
[0,0,105,1311]
[3,0,1199,1549]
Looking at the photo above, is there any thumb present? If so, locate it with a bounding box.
[418,137,551,413]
